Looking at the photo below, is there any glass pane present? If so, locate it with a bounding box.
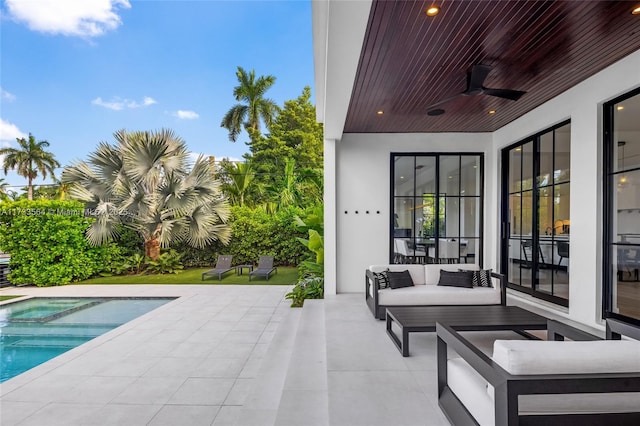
[461,197,480,238]
[508,238,522,286]
[538,186,554,237]
[613,244,640,321]
[394,156,415,196]
[440,156,460,196]
[522,142,534,191]
[521,191,533,236]
[441,197,459,238]
[509,148,522,193]
[519,239,533,289]
[461,238,478,264]
[460,156,480,196]
[614,94,640,172]
[538,131,553,188]
[554,183,570,236]
[393,198,413,238]
[420,194,441,237]
[509,194,521,236]
[613,169,640,238]
[555,124,571,183]
[415,157,436,195]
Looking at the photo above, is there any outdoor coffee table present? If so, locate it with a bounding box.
[386,305,548,356]
[235,264,254,275]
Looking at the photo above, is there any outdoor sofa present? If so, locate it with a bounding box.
[365,263,506,319]
[437,318,640,426]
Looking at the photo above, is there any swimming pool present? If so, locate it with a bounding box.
[0,297,175,382]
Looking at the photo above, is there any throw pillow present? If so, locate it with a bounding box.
[372,269,390,289]
[387,270,414,289]
[438,270,474,288]
[459,269,493,287]
[474,269,492,287]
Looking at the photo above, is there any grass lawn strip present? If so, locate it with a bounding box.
[77,266,298,285]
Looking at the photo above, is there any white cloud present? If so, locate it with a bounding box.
[5,0,131,38]
[0,118,27,142]
[0,88,16,102]
[92,96,157,111]
[174,110,199,120]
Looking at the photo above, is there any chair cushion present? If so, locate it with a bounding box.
[448,357,640,426]
[492,339,640,375]
[438,270,474,288]
[377,285,500,306]
[387,270,414,289]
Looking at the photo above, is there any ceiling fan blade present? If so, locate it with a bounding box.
[467,64,492,91]
[483,88,526,101]
[425,93,463,112]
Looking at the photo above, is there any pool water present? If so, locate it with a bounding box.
[0,297,174,382]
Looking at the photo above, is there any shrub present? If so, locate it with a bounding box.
[285,276,324,307]
[0,200,121,286]
[146,250,183,274]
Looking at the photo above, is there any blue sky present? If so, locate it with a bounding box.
[0,0,315,190]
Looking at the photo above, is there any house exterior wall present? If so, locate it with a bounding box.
[334,133,493,293]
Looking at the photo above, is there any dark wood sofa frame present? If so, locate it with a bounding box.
[365,269,507,320]
[436,318,640,426]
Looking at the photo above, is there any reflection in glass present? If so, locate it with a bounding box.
[415,157,436,195]
[440,156,460,196]
[555,124,571,183]
[394,157,415,196]
[461,198,479,237]
[522,142,533,191]
[460,157,480,196]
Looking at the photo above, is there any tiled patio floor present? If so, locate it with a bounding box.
[1,285,559,426]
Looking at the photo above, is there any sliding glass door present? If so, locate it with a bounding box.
[501,122,570,306]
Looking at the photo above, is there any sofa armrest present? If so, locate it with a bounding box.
[365,269,380,317]
[491,271,507,305]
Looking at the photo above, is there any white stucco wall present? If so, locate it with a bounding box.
[492,49,640,329]
[335,133,493,293]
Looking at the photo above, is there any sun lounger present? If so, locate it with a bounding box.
[249,256,277,281]
[201,255,233,280]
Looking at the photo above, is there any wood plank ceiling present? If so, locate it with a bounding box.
[345,0,640,133]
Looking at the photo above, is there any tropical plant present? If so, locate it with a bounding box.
[222,161,256,207]
[0,133,61,200]
[0,178,9,201]
[221,66,279,142]
[62,129,231,260]
[285,276,324,308]
[146,250,183,274]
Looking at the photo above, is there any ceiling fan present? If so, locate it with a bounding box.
[426,64,526,116]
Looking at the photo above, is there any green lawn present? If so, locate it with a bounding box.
[77,266,298,285]
[0,295,23,301]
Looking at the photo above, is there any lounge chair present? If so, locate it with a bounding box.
[201,255,233,280]
[249,256,277,281]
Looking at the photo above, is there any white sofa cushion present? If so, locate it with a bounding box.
[377,284,500,306]
[369,264,426,285]
[425,263,479,285]
[449,357,640,426]
[493,340,640,375]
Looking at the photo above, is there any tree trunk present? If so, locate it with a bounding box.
[145,238,161,260]
[27,177,33,201]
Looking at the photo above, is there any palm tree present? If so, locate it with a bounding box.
[62,129,231,260]
[0,134,60,200]
[0,178,9,201]
[221,66,279,142]
[223,161,256,207]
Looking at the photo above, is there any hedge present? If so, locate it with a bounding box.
[0,200,120,286]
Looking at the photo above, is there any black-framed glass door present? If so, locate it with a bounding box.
[604,87,640,326]
[501,121,570,307]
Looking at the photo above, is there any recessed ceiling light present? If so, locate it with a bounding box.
[400,176,404,179]
[488,110,496,115]
[377,110,384,115]
[617,105,625,111]
[632,5,640,14]
[425,6,440,17]
[427,108,445,116]
[515,147,522,152]
[448,176,452,179]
